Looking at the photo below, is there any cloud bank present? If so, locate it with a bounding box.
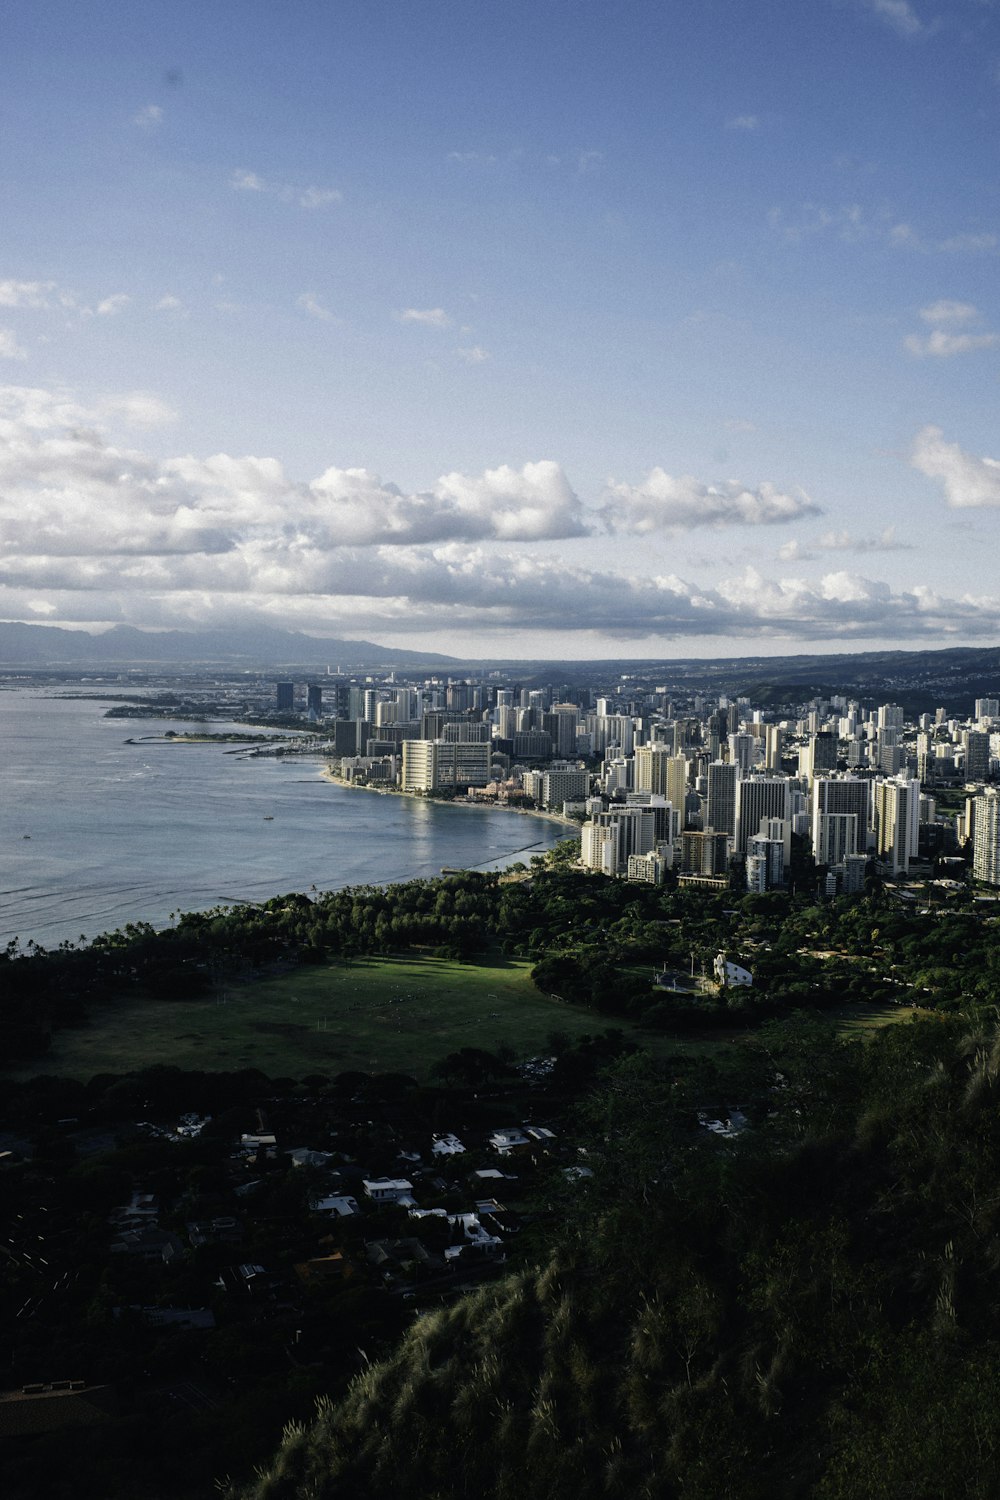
[2,385,996,647]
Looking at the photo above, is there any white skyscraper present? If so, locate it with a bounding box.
[872,776,920,875]
[973,789,1000,886]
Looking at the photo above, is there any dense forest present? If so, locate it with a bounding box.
[3,845,995,1062]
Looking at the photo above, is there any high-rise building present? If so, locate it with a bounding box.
[764,724,784,771]
[728,733,756,773]
[745,835,785,892]
[705,760,738,839]
[734,776,791,855]
[306,683,323,717]
[812,776,871,862]
[872,776,920,874]
[680,830,730,878]
[275,681,295,713]
[401,739,490,792]
[965,730,991,783]
[634,744,673,797]
[973,789,1000,885]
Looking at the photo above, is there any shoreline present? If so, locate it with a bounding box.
[318,766,582,837]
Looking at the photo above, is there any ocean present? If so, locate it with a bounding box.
[0,688,566,949]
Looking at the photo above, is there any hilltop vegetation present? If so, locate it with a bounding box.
[231,1013,1000,1500]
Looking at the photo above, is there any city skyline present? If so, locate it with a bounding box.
[2,0,1000,658]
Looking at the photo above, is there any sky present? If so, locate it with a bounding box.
[1,0,1000,660]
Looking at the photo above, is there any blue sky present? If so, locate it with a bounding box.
[2,0,1000,658]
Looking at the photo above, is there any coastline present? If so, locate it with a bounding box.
[318,765,582,837]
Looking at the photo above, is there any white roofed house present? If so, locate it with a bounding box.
[362,1177,416,1207]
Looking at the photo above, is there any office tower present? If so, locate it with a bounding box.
[877,742,905,776]
[634,743,673,797]
[973,789,1000,885]
[441,721,491,743]
[543,705,579,757]
[764,724,784,771]
[393,687,420,721]
[815,813,858,867]
[333,719,358,755]
[812,732,839,773]
[275,681,294,713]
[812,777,871,861]
[916,732,934,786]
[401,739,490,792]
[705,760,738,839]
[591,713,634,756]
[539,764,590,811]
[965,730,991,783]
[734,776,791,855]
[306,683,323,718]
[877,704,905,732]
[872,776,920,874]
[680,830,731,877]
[976,699,999,722]
[746,834,785,892]
[497,705,517,739]
[728,733,756,773]
[840,853,869,894]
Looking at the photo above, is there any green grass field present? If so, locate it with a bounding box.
[7,954,690,1083]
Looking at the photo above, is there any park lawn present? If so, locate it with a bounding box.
[6,953,687,1083]
[831,1000,927,1036]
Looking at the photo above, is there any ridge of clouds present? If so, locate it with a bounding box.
[3,383,994,646]
[601,468,820,534]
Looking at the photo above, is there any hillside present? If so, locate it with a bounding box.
[231,1016,1000,1500]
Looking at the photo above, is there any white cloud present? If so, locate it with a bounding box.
[0,280,54,309]
[940,232,998,253]
[134,104,163,128]
[5,382,998,646]
[154,295,183,312]
[727,115,760,131]
[904,329,1000,356]
[96,294,131,316]
[231,169,267,192]
[920,299,977,325]
[231,170,341,208]
[600,468,821,534]
[863,0,925,37]
[576,150,604,174]
[455,345,489,363]
[299,186,342,209]
[912,425,1000,508]
[296,292,335,322]
[448,151,497,164]
[817,526,912,552]
[98,392,178,428]
[0,329,27,361]
[399,307,451,328]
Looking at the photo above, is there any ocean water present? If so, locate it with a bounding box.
[0,689,565,949]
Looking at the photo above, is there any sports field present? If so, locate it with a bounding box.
[6,953,677,1082]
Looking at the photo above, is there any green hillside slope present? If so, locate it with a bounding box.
[230,1017,1000,1500]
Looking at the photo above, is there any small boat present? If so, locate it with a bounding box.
[263,815,274,821]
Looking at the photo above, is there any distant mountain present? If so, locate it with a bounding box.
[0,620,457,670]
